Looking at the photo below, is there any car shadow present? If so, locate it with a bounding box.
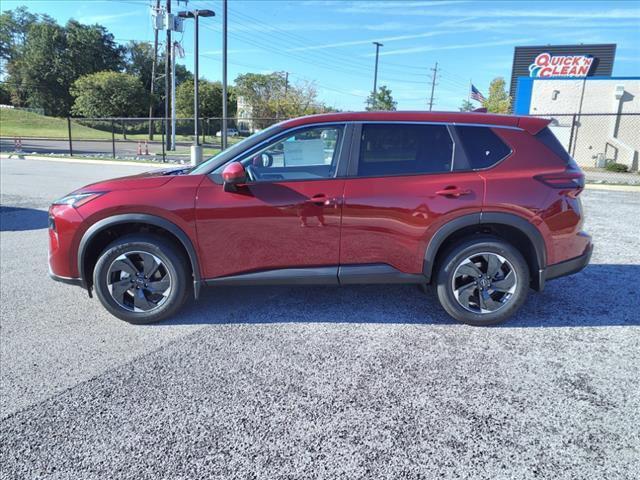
[153,264,640,329]
[0,206,49,231]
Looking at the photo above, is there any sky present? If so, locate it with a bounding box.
[2,0,640,111]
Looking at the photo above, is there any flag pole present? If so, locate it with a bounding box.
[468,79,471,102]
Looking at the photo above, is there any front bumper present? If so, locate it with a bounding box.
[49,268,83,287]
[542,242,593,288]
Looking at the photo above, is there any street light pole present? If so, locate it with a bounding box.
[221,0,228,150]
[178,8,215,165]
[165,0,172,151]
[171,41,177,150]
[194,11,200,147]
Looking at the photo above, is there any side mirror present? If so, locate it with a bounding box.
[222,162,246,192]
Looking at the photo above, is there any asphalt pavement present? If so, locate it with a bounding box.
[1,157,639,479]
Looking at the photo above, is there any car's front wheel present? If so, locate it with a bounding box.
[435,236,529,326]
[93,234,189,324]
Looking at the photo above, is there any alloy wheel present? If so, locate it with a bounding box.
[106,251,172,313]
[451,252,517,314]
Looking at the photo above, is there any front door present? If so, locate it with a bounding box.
[340,123,485,274]
[195,124,349,280]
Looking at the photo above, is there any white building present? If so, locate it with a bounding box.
[514,77,639,171]
[236,96,255,133]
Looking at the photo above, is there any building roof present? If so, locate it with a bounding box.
[280,111,550,135]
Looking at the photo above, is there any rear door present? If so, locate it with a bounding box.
[339,122,485,274]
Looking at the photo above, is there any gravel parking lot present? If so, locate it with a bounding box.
[1,158,639,479]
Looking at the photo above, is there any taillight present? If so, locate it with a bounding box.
[534,167,585,195]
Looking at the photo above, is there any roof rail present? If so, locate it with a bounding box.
[473,107,487,113]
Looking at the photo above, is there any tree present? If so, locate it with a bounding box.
[365,85,397,111]
[234,72,288,126]
[4,14,124,115]
[0,82,10,104]
[9,22,70,115]
[234,72,328,128]
[175,79,236,119]
[123,41,193,116]
[459,99,474,112]
[278,81,330,117]
[71,71,147,117]
[65,20,123,76]
[483,77,511,114]
[124,41,194,92]
[123,41,154,92]
[0,7,53,62]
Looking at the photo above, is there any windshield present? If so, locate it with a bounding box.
[190,124,283,175]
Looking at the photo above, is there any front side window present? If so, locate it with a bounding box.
[227,125,345,182]
[357,124,453,177]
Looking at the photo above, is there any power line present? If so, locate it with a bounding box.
[193,53,369,100]
[199,21,431,90]
[207,6,433,80]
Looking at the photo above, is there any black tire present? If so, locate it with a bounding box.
[93,234,189,324]
[435,235,529,326]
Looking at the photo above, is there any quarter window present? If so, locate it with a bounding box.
[450,126,511,170]
[357,124,453,176]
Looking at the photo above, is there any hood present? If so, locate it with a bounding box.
[76,166,190,193]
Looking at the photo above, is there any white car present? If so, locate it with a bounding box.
[216,128,239,137]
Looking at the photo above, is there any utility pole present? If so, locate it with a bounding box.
[428,61,438,111]
[171,41,179,150]
[221,0,228,150]
[372,42,383,106]
[164,0,172,150]
[283,71,289,118]
[148,0,160,140]
[278,71,288,119]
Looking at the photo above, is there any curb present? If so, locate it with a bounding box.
[584,183,640,192]
[0,154,170,168]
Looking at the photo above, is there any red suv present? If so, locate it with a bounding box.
[49,112,592,326]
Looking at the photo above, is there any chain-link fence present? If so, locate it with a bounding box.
[2,116,285,164]
[531,113,639,184]
[4,113,638,184]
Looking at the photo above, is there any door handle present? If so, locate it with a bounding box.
[435,186,472,198]
[306,194,338,206]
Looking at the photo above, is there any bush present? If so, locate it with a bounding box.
[605,162,629,173]
[71,71,147,118]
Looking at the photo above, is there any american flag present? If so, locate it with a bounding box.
[470,84,486,103]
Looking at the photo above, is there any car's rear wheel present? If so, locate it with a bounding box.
[435,236,529,326]
[93,234,189,324]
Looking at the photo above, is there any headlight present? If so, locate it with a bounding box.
[52,192,104,208]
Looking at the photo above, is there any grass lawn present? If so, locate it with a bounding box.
[0,109,246,146]
[0,108,114,140]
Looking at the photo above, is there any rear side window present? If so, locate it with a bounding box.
[450,126,511,170]
[535,127,572,164]
[358,124,453,176]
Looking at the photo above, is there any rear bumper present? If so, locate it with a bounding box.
[541,242,593,288]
